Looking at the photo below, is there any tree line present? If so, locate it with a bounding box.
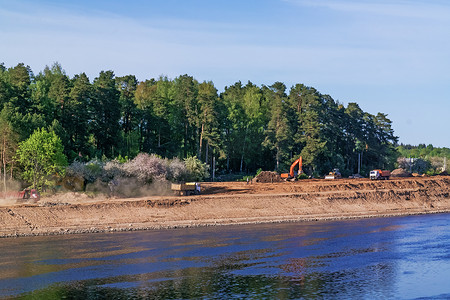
[0,62,399,184]
[397,144,450,159]
[396,144,450,175]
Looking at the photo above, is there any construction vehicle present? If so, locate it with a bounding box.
[325,169,342,179]
[171,182,201,196]
[18,189,40,202]
[370,170,390,180]
[281,156,303,181]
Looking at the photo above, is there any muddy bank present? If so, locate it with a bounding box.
[1,177,449,238]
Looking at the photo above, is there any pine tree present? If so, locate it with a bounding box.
[263,82,291,171]
[116,75,139,157]
[91,71,121,158]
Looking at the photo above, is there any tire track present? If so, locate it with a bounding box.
[6,208,36,231]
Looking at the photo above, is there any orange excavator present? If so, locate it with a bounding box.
[281,156,303,180]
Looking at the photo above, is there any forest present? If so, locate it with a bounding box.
[0,62,399,188]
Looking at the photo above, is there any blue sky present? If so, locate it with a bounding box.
[1,0,449,147]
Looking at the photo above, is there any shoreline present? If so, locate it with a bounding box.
[1,176,449,238]
[2,208,450,239]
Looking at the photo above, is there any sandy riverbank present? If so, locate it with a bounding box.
[1,176,449,238]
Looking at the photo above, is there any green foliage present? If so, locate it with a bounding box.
[240,175,254,182]
[84,160,104,182]
[115,155,128,163]
[15,128,67,190]
[297,173,309,180]
[2,62,402,183]
[398,144,450,159]
[184,156,209,181]
[91,70,121,157]
[263,82,291,171]
[0,108,19,192]
[397,144,450,174]
[256,168,263,176]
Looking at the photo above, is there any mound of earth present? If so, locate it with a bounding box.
[1,176,450,238]
[254,171,282,183]
[391,168,412,177]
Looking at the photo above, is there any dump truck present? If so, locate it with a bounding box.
[171,182,201,196]
[370,170,390,180]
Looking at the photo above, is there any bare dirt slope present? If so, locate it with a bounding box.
[1,176,449,238]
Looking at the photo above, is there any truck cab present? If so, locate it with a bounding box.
[370,170,390,180]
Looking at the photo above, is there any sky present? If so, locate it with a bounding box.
[1,0,449,147]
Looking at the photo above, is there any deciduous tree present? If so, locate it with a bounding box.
[15,128,67,190]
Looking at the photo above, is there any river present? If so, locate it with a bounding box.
[0,213,449,299]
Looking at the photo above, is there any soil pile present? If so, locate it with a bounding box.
[254,171,282,183]
[391,168,412,177]
[1,176,449,238]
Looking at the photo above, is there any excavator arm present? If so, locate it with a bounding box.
[289,156,303,177]
[281,156,303,179]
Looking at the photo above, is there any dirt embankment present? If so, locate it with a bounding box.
[1,176,449,238]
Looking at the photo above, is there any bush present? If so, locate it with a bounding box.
[240,175,254,182]
[297,173,309,180]
[83,159,104,182]
[123,153,167,183]
[63,153,211,198]
[103,159,124,181]
[184,156,209,181]
[167,158,190,182]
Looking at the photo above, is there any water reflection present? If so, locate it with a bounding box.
[0,214,449,299]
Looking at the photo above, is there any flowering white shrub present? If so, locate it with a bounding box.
[66,161,86,177]
[66,159,104,183]
[123,153,167,183]
[167,157,190,182]
[103,159,124,181]
[64,153,208,197]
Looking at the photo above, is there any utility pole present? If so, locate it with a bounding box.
[212,156,216,181]
[358,153,361,174]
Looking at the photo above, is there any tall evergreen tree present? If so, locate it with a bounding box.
[197,81,220,163]
[7,63,32,113]
[135,78,158,154]
[3,64,46,141]
[171,75,199,158]
[68,73,92,158]
[299,88,326,174]
[91,71,121,158]
[221,81,246,171]
[135,77,175,157]
[0,64,10,108]
[0,108,19,193]
[0,62,401,177]
[263,82,291,171]
[116,75,139,157]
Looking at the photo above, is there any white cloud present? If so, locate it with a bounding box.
[1,0,449,87]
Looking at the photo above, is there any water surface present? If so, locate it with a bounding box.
[0,213,449,299]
